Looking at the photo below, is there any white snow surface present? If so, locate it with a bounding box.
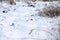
[0,1,60,40]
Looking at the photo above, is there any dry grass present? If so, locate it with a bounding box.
[37,5,60,17]
[0,0,16,5]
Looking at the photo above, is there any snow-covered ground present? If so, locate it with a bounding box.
[0,1,60,40]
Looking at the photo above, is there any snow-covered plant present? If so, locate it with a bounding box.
[26,1,35,7]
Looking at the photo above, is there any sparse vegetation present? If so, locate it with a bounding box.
[37,5,60,17]
[0,0,16,5]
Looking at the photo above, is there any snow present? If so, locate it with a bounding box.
[0,1,60,40]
